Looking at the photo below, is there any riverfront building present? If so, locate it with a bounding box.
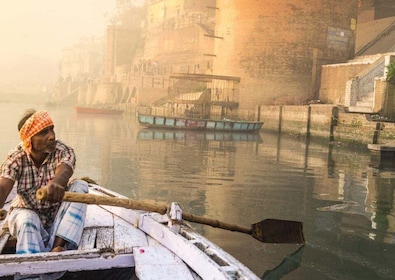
[60,0,394,120]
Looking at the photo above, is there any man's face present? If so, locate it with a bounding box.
[31,125,56,154]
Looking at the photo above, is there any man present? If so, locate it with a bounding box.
[0,109,87,254]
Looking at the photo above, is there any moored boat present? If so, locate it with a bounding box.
[137,73,264,133]
[138,113,263,132]
[1,182,304,279]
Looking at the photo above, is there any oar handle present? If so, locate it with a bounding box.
[36,189,168,215]
[36,189,251,233]
[182,212,251,234]
[0,209,6,221]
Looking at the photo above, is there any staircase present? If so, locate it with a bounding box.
[345,54,390,113]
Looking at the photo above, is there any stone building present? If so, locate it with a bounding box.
[61,0,395,117]
[54,37,103,105]
[213,0,359,109]
[136,0,360,110]
[143,0,216,75]
[59,37,103,81]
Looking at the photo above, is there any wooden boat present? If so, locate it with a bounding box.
[138,73,264,133]
[0,182,306,280]
[138,113,263,132]
[74,105,124,115]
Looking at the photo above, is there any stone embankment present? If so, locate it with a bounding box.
[124,103,395,147]
[259,105,395,146]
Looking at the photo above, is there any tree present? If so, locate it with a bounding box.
[386,61,395,85]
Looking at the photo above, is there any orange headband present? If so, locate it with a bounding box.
[19,111,54,154]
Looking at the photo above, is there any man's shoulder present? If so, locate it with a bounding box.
[53,140,76,168]
[7,144,26,158]
[54,140,75,162]
[1,144,27,169]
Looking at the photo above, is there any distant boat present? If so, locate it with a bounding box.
[74,105,124,115]
[138,113,263,132]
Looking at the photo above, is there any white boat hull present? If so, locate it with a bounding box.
[0,184,260,280]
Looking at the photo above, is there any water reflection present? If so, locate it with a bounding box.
[262,245,305,279]
[71,110,394,279]
[316,162,395,245]
[368,170,395,244]
[137,128,263,142]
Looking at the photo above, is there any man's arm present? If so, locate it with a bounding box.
[42,163,73,202]
[0,178,14,208]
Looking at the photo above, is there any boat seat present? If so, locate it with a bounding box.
[80,204,148,253]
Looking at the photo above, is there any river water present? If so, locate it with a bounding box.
[1,102,394,280]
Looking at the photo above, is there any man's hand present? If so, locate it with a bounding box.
[41,182,65,202]
[39,163,73,203]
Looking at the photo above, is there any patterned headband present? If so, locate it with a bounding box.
[19,111,54,154]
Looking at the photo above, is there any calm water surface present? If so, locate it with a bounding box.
[1,102,394,280]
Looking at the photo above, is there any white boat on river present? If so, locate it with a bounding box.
[0,182,304,279]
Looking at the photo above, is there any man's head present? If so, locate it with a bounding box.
[18,110,56,155]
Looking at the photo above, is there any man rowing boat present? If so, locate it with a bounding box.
[0,109,87,254]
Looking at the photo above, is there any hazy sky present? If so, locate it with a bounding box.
[0,0,116,62]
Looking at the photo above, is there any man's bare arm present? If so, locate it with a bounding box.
[42,163,73,202]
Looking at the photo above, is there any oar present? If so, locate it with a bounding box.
[0,209,6,221]
[36,189,305,244]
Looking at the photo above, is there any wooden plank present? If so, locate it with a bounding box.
[138,214,260,280]
[146,236,201,279]
[84,205,114,228]
[0,249,134,277]
[181,227,261,279]
[113,216,147,253]
[99,204,141,225]
[0,221,11,254]
[96,227,114,251]
[83,185,258,279]
[82,205,115,251]
[133,244,195,280]
[0,232,10,254]
[79,228,97,250]
[138,215,230,280]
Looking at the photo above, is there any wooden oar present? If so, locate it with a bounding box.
[36,189,305,244]
[0,209,6,221]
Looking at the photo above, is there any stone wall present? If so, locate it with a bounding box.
[320,54,393,116]
[144,0,215,75]
[319,61,369,104]
[214,0,359,108]
[259,104,395,145]
[260,105,334,139]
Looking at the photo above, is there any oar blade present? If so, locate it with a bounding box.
[252,219,305,244]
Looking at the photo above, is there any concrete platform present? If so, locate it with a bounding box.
[368,140,395,151]
[368,141,395,169]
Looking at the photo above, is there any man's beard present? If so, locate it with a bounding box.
[44,141,57,154]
